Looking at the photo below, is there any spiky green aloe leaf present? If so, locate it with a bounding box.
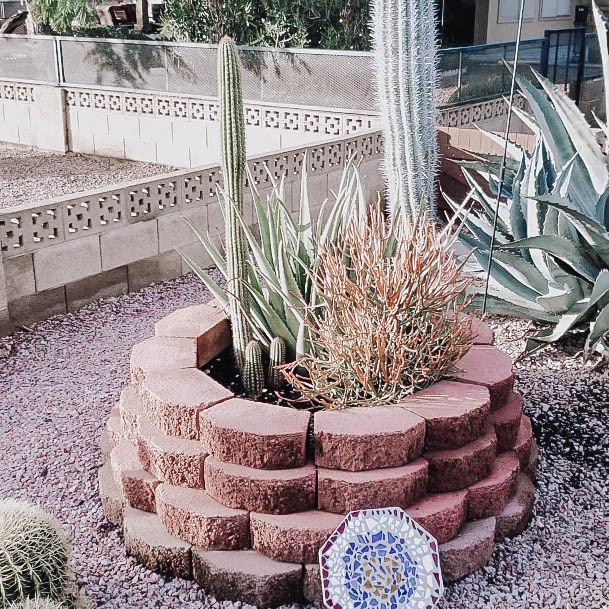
[500,235,599,283]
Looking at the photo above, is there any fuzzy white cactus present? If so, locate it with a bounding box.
[371,0,439,220]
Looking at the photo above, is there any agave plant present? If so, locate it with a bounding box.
[179,159,367,361]
[447,1,609,357]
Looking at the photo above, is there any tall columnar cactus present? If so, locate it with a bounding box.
[243,340,264,397]
[371,0,439,220]
[0,499,71,605]
[268,336,286,390]
[218,36,252,370]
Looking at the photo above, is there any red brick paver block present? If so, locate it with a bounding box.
[200,399,310,469]
[98,463,124,527]
[468,451,520,520]
[106,406,122,449]
[138,419,209,489]
[110,440,160,513]
[192,548,303,607]
[141,368,233,440]
[119,385,144,442]
[303,564,323,605]
[314,406,425,471]
[250,510,343,563]
[130,336,198,387]
[425,427,497,492]
[489,392,523,453]
[204,457,316,514]
[155,302,231,367]
[439,517,496,582]
[318,458,428,514]
[513,415,534,470]
[400,381,490,450]
[472,318,494,344]
[156,483,249,550]
[407,490,467,544]
[100,430,111,464]
[123,507,191,578]
[496,473,535,540]
[527,441,539,482]
[454,346,514,409]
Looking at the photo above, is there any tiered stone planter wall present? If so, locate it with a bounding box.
[99,302,537,607]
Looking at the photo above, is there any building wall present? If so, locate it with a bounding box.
[485,0,578,43]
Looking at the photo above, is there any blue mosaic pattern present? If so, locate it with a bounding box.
[319,508,443,609]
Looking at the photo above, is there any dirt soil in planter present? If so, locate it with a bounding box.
[204,348,316,410]
[0,271,607,609]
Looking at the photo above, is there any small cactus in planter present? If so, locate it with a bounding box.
[243,340,265,398]
[0,499,71,606]
[218,35,252,371]
[268,336,286,390]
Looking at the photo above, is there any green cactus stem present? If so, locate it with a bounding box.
[268,336,286,389]
[218,36,252,370]
[371,0,439,220]
[243,340,265,398]
[0,499,71,606]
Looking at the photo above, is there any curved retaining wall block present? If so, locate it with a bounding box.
[98,305,537,605]
[200,399,310,469]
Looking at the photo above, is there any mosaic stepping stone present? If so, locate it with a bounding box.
[319,507,443,609]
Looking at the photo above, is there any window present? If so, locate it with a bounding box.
[498,0,538,23]
[541,0,572,18]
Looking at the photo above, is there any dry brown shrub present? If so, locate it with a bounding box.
[280,205,474,409]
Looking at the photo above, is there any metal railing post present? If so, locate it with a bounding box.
[574,28,587,106]
[501,43,507,94]
[457,50,463,103]
[52,37,64,85]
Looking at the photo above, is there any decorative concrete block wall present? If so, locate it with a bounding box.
[0,83,67,152]
[0,80,380,167]
[0,130,384,332]
[64,88,376,168]
[580,77,606,121]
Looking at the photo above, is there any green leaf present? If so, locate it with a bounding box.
[535,69,609,198]
[177,249,228,309]
[587,299,609,353]
[500,235,599,283]
[181,217,227,277]
[535,194,609,265]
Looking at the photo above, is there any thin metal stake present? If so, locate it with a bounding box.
[482,0,526,313]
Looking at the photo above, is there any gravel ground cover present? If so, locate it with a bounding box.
[0,272,607,609]
[0,149,175,209]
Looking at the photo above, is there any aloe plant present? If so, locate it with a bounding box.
[447,1,609,357]
[179,159,367,361]
[371,0,439,220]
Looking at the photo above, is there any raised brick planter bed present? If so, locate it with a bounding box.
[99,301,538,606]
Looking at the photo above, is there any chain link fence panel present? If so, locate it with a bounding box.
[0,35,57,83]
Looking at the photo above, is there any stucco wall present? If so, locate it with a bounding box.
[486,0,576,43]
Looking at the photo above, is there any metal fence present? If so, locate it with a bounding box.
[0,32,603,109]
